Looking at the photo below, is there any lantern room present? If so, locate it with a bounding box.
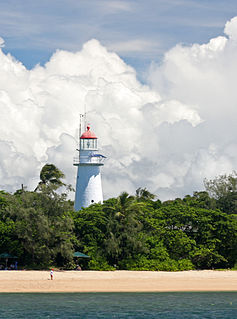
[80,126,98,150]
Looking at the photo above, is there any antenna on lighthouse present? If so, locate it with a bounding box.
[79,114,83,138]
[84,102,87,132]
[79,114,82,149]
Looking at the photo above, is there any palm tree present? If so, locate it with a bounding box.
[135,187,156,201]
[103,192,146,266]
[35,164,65,191]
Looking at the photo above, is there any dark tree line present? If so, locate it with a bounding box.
[0,165,236,270]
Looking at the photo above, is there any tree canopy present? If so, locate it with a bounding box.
[0,171,236,271]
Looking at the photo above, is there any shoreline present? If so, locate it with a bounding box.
[0,270,236,293]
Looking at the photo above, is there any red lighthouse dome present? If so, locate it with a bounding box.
[80,126,97,139]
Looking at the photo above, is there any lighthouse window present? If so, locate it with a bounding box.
[80,139,84,149]
[80,139,97,149]
[85,139,93,149]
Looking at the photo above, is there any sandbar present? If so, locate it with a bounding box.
[0,270,236,293]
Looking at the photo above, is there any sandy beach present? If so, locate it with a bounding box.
[0,270,236,293]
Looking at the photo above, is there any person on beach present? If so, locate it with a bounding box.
[75,264,82,271]
[50,269,54,280]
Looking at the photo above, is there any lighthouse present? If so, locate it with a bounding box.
[74,124,105,211]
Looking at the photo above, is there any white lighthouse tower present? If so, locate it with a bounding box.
[74,123,105,211]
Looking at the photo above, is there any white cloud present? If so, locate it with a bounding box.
[224,16,237,39]
[1,16,237,201]
[108,39,161,54]
[147,16,237,197]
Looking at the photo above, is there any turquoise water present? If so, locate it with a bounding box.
[0,292,236,318]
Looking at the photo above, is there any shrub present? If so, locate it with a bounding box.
[88,256,115,271]
[119,257,194,271]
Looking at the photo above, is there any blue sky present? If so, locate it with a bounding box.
[1,0,237,77]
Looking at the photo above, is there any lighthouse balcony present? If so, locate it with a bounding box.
[73,154,105,166]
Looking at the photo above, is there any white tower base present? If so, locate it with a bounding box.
[74,164,103,211]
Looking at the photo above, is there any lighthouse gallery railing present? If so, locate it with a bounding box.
[73,154,105,165]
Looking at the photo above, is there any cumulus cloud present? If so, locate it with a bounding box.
[148,16,237,198]
[0,16,237,200]
[224,16,237,40]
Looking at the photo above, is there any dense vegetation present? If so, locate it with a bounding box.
[0,166,236,271]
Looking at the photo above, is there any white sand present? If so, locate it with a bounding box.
[0,270,236,292]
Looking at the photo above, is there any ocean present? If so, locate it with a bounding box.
[0,292,236,318]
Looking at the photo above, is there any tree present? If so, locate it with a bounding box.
[204,171,237,199]
[148,202,237,269]
[135,188,156,201]
[217,192,237,214]
[0,191,22,257]
[183,191,216,210]
[35,164,65,191]
[102,192,146,266]
[1,174,237,271]
[72,203,110,269]
[5,188,74,267]
[204,172,237,214]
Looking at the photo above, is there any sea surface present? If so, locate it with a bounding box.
[0,292,236,318]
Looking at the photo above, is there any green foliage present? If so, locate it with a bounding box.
[233,262,237,270]
[204,172,237,214]
[204,171,237,199]
[183,192,216,210]
[191,247,227,269]
[216,192,237,214]
[0,167,237,271]
[4,189,75,267]
[102,193,147,266]
[35,163,65,191]
[119,256,194,271]
[71,188,237,271]
[0,165,74,268]
[88,256,115,271]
